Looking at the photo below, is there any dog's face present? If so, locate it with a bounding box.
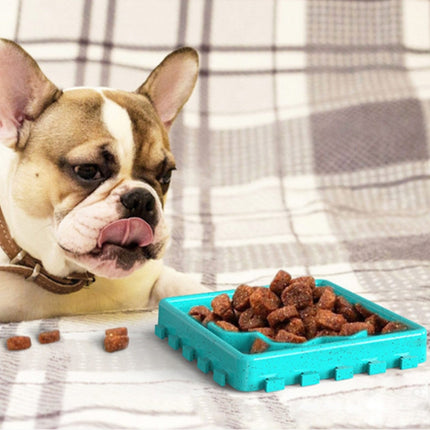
[0,40,198,278]
[17,88,174,278]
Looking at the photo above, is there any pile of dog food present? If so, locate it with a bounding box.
[189,270,406,353]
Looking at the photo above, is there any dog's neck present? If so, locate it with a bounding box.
[0,204,95,294]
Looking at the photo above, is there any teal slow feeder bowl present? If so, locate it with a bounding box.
[155,279,427,392]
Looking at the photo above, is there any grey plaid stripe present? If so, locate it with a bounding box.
[100,0,116,86]
[273,0,311,276]
[194,117,313,187]
[312,98,428,173]
[164,0,190,271]
[180,242,348,274]
[75,0,92,87]
[307,1,403,46]
[210,126,278,186]
[0,4,27,424]
[197,0,217,286]
[35,354,69,429]
[13,0,22,40]
[0,323,21,427]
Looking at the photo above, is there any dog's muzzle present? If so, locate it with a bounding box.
[120,188,159,226]
[96,187,158,249]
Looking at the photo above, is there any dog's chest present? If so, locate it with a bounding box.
[0,259,163,321]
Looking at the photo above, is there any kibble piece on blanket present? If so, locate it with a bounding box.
[7,336,31,351]
[104,334,129,353]
[38,329,60,344]
[105,327,128,337]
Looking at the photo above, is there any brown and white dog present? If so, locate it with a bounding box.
[0,39,204,322]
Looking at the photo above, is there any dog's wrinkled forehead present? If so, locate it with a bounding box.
[29,87,174,197]
[102,88,172,174]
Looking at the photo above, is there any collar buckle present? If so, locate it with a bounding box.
[0,207,95,294]
[10,250,27,265]
[25,263,41,282]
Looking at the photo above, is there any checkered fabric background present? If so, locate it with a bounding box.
[0,1,429,429]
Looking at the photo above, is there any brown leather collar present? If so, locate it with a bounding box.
[0,207,95,294]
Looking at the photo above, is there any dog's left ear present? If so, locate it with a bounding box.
[0,39,61,150]
[137,47,199,130]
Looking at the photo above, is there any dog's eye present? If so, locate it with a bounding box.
[73,164,103,181]
[158,168,175,185]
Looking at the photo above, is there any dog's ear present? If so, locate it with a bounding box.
[0,39,61,150]
[137,47,199,130]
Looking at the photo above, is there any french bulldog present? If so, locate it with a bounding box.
[0,39,204,322]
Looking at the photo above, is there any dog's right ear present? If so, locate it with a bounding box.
[0,39,61,150]
[137,47,199,131]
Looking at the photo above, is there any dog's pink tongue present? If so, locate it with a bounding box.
[97,218,153,248]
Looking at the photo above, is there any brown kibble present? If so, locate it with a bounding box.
[377,315,390,331]
[304,319,317,339]
[316,309,346,331]
[315,329,339,337]
[189,270,407,351]
[232,284,254,311]
[339,322,369,336]
[189,305,212,322]
[202,312,219,326]
[250,337,270,354]
[211,293,231,313]
[366,314,389,333]
[238,308,267,331]
[6,336,31,351]
[284,318,306,337]
[291,276,316,290]
[216,321,239,332]
[104,335,129,353]
[249,327,275,338]
[249,287,281,317]
[300,306,318,339]
[267,305,299,327]
[365,321,376,335]
[335,296,360,322]
[211,294,235,322]
[38,329,60,344]
[381,321,407,334]
[234,309,242,320]
[281,282,313,309]
[365,315,380,334]
[269,270,291,296]
[300,305,316,320]
[316,287,336,310]
[354,303,373,319]
[105,327,128,337]
[364,314,382,335]
[313,287,323,301]
[274,329,307,343]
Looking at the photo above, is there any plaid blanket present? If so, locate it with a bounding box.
[1,0,429,428]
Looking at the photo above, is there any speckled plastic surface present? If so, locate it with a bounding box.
[155,279,427,392]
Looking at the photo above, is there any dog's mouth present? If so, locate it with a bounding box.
[97,217,154,249]
[64,218,162,278]
[92,217,159,265]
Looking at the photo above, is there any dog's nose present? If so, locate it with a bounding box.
[120,188,157,226]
